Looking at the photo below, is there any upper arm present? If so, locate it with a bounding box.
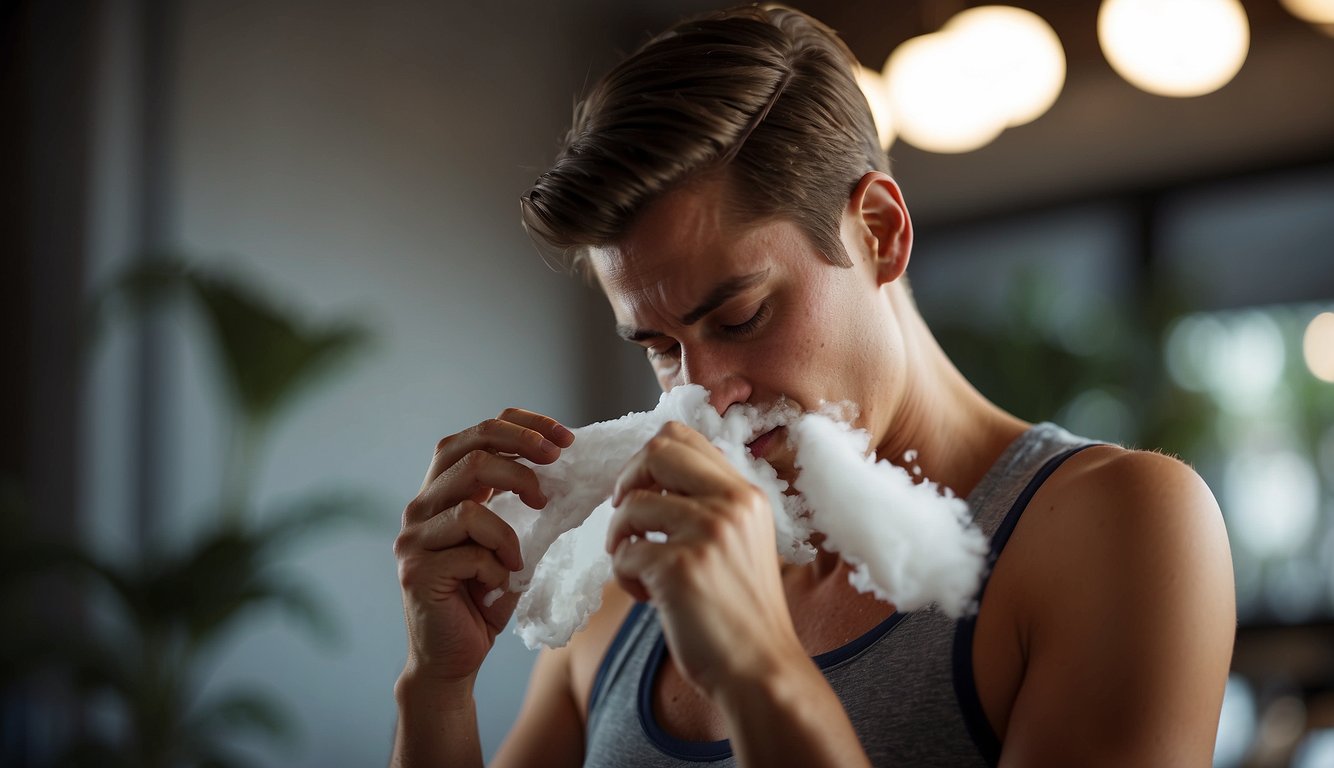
[489,645,585,768]
[998,450,1236,767]
[490,582,632,768]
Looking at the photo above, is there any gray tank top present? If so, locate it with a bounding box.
[582,423,1097,767]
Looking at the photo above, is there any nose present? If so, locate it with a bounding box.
[680,346,752,416]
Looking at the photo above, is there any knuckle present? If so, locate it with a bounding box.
[461,448,490,471]
[478,418,504,438]
[454,500,484,526]
[726,483,763,510]
[698,514,728,540]
[392,530,414,558]
[498,407,522,421]
[434,434,454,455]
[440,503,464,526]
[401,500,424,527]
[646,435,672,453]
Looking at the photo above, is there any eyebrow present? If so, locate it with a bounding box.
[616,269,771,342]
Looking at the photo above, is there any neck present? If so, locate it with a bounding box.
[871,287,1029,502]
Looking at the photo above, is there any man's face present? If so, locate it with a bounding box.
[590,177,907,467]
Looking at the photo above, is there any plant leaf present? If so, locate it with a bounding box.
[100,258,373,429]
[184,270,372,428]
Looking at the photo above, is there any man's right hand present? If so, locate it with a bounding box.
[394,408,575,691]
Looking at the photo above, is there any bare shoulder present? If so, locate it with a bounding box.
[1014,443,1224,551]
[994,444,1236,765]
[1052,443,1223,517]
[1019,443,1235,625]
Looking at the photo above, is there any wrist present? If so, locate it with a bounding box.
[713,652,872,768]
[709,637,813,712]
[395,662,476,712]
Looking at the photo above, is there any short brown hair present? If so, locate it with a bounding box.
[520,5,888,273]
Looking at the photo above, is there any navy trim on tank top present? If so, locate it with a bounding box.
[638,636,732,761]
[636,601,912,760]
[587,600,650,717]
[951,443,1101,767]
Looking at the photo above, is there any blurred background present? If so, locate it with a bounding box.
[3,0,1333,766]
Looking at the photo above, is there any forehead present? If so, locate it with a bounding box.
[589,180,804,307]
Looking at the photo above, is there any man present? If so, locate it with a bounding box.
[391,6,1235,766]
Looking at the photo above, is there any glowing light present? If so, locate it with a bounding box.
[1164,313,1222,391]
[1098,0,1250,97]
[950,6,1066,127]
[885,5,1064,153]
[1294,730,1334,768]
[1303,311,1334,382]
[886,32,1005,153]
[856,66,896,150]
[1208,312,1286,412]
[1282,0,1334,24]
[1224,449,1319,560]
[1059,388,1133,445]
[1166,311,1285,410]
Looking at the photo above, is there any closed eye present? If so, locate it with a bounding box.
[646,342,679,362]
[720,302,770,338]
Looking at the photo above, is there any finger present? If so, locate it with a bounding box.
[422,414,568,492]
[434,544,515,593]
[606,488,696,555]
[469,581,521,634]
[610,538,656,603]
[416,500,523,572]
[611,535,689,603]
[496,407,576,448]
[612,425,735,506]
[408,450,545,525]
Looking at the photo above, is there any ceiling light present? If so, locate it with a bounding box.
[1281,0,1334,24]
[885,5,1064,154]
[1098,0,1250,97]
[1304,311,1334,382]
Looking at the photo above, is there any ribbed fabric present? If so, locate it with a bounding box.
[583,423,1096,767]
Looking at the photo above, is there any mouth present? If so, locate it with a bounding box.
[747,427,781,459]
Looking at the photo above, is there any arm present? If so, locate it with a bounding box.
[389,409,576,768]
[715,651,871,768]
[999,450,1235,766]
[391,672,485,768]
[489,646,585,768]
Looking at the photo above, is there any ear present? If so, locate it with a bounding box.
[846,171,912,286]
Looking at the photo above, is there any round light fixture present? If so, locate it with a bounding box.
[950,6,1067,127]
[1098,0,1250,97]
[885,5,1064,154]
[1304,311,1334,382]
[1281,0,1334,24]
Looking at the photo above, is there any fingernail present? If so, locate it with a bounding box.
[539,438,559,455]
[554,424,575,444]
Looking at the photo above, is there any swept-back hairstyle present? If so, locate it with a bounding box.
[520,4,888,273]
